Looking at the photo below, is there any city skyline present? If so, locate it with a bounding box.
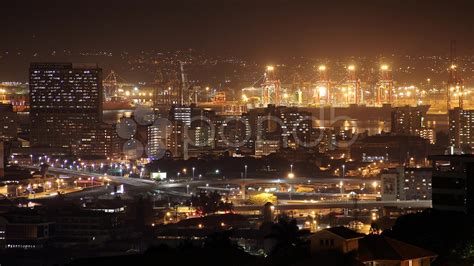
[1,1,474,265]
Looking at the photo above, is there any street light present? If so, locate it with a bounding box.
[244,165,247,179]
[192,167,195,180]
[290,164,293,173]
[339,181,344,197]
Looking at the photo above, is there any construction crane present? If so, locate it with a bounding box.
[179,61,187,106]
[261,65,281,106]
[103,70,128,99]
[447,40,464,110]
[376,64,393,105]
[345,65,362,104]
[315,65,331,105]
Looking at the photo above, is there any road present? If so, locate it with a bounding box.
[156,176,379,189]
[26,166,156,187]
[233,200,432,211]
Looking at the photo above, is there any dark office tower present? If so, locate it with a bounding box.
[29,63,103,152]
[429,155,474,215]
[449,107,474,151]
[0,103,18,141]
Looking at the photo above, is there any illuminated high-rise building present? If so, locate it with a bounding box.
[391,106,424,135]
[152,105,216,159]
[391,106,434,144]
[29,63,103,154]
[449,107,474,150]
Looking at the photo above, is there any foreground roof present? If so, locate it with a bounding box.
[325,226,365,240]
[358,235,437,262]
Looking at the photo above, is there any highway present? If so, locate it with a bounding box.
[26,166,156,187]
[233,200,432,211]
[24,166,431,212]
[155,177,379,189]
[27,165,377,190]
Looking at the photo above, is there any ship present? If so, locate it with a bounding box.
[103,96,133,110]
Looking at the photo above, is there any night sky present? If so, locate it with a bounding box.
[2,0,474,58]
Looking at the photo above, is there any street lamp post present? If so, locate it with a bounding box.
[244,165,247,179]
[290,164,293,173]
[289,184,292,200]
[339,181,344,198]
[192,167,195,180]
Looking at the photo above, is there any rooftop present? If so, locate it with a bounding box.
[358,235,437,262]
[325,226,365,240]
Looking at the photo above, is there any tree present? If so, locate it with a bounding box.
[190,191,233,215]
[265,216,309,265]
[382,209,472,258]
[369,222,380,235]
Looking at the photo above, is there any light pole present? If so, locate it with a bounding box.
[342,164,346,178]
[372,181,378,193]
[192,167,195,180]
[339,181,344,198]
[244,165,247,179]
[290,164,293,173]
[287,173,295,200]
[186,184,190,194]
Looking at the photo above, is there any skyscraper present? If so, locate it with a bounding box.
[449,107,474,151]
[391,106,424,135]
[0,104,18,141]
[29,63,103,154]
[391,106,434,144]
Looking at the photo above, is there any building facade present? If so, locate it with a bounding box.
[0,104,18,141]
[449,107,474,151]
[381,167,432,201]
[429,155,474,215]
[391,106,434,144]
[29,63,118,157]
